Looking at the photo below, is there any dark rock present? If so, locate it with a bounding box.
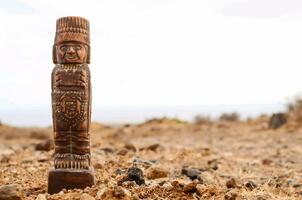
[35,139,54,151]
[181,167,201,180]
[245,180,257,191]
[268,113,287,129]
[145,144,161,151]
[262,159,273,165]
[226,178,237,189]
[122,167,145,185]
[0,184,23,200]
[124,144,136,152]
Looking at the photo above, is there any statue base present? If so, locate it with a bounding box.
[48,168,95,194]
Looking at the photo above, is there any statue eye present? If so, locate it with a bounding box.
[74,45,81,50]
[60,46,69,52]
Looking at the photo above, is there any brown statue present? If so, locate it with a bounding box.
[48,16,94,194]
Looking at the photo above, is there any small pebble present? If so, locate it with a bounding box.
[245,180,257,191]
[122,167,145,185]
[146,166,169,179]
[183,182,197,193]
[181,167,201,180]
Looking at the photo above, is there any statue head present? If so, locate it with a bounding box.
[53,16,90,64]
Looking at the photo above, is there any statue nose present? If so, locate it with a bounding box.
[67,47,76,53]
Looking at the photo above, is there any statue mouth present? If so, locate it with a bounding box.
[65,54,78,60]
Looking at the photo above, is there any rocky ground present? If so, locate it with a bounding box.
[0,115,302,200]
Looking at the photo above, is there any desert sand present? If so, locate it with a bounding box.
[1,105,302,199]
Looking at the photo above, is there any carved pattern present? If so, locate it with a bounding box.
[54,153,90,169]
[52,64,91,169]
[52,91,88,126]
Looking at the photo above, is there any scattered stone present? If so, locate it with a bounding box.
[99,147,115,154]
[35,139,54,151]
[80,193,95,200]
[269,113,287,129]
[124,144,136,152]
[146,166,169,179]
[36,194,47,200]
[145,144,161,151]
[181,167,201,180]
[121,167,145,185]
[133,158,155,167]
[224,191,237,200]
[117,148,128,156]
[262,159,273,165]
[0,184,23,200]
[245,180,257,191]
[171,180,183,187]
[98,186,131,200]
[226,178,237,189]
[183,182,197,193]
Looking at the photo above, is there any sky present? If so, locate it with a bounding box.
[1,0,302,125]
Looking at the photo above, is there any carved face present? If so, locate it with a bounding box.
[55,42,88,64]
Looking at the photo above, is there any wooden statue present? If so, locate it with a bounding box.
[48,16,94,194]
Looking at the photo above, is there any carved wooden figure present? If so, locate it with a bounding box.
[48,16,94,194]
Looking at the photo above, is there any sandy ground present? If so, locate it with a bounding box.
[0,116,302,200]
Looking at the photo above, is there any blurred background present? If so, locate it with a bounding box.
[1,0,302,126]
